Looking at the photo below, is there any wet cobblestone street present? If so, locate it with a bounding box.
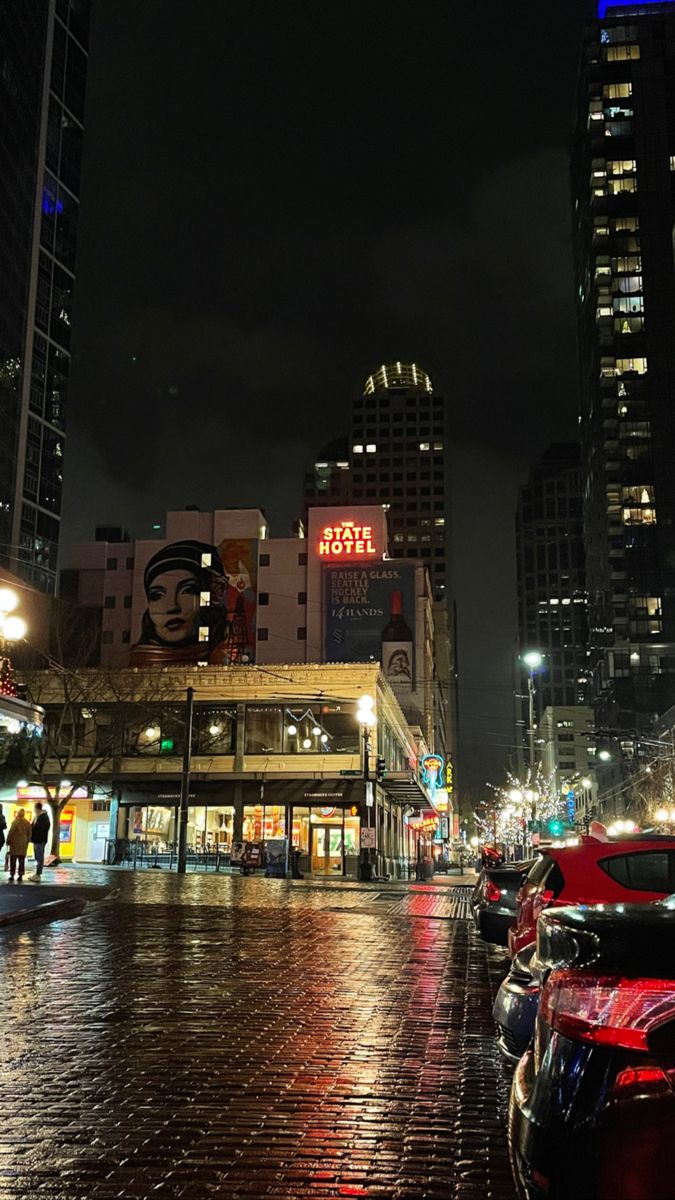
[0,873,516,1200]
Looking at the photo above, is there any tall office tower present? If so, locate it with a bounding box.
[0,0,90,593]
[353,363,448,602]
[304,363,448,599]
[515,444,590,713]
[573,0,675,731]
[304,362,455,770]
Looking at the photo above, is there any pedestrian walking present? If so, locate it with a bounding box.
[29,802,50,882]
[0,804,7,860]
[6,808,32,882]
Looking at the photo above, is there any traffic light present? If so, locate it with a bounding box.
[375,756,387,781]
[547,819,564,837]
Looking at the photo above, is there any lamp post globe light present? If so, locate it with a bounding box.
[0,588,27,650]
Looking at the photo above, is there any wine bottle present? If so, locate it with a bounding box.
[381,590,413,684]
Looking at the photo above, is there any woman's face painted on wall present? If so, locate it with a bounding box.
[147,570,202,643]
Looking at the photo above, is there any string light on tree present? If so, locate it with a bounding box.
[0,657,17,698]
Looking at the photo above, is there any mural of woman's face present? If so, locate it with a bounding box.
[147,570,202,643]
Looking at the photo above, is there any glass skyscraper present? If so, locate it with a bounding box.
[0,0,89,592]
[573,0,675,729]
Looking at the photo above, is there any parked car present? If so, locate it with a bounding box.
[509,898,675,1200]
[493,943,540,1065]
[508,834,675,958]
[472,859,536,946]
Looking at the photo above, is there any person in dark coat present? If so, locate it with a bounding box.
[29,802,51,881]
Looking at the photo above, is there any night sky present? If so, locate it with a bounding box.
[63,0,592,799]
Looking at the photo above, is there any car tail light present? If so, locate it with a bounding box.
[613,1066,669,1096]
[541,971,675,1051]
[485,879,502,903]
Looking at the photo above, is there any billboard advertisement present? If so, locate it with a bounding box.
[323,562,416,684]
[130,538,257,666]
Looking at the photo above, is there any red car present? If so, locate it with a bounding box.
[508,834,675,957]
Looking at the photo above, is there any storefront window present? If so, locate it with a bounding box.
[187,805,234,852]
[194,707,236,754]
[283,704,359,753]
[244,706,283,753]
[242,804,286,842]
[244,704,360,754]
[124,706,185,756]
[127,805,175,851]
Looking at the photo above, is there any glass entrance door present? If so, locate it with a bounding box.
[311,825,343,876]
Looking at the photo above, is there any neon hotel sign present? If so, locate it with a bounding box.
[317,520,377,558]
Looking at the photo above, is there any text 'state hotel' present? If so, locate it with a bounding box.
[0,0,89,592]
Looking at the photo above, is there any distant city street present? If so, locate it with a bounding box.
[0,874,515,1200]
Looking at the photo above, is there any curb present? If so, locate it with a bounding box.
[0,897,86,930]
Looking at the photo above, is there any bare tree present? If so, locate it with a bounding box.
[21,657,188,858]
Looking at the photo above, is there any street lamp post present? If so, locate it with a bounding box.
[176,686,195,875]
[522,651,543,772]
[356,694,376,881]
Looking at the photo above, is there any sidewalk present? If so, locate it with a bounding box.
[0,878,111,930]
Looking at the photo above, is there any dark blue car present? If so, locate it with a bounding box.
[508,898,675,1200]
[493,944,540,1065]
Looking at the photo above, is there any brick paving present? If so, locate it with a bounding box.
[0,873,516,1200]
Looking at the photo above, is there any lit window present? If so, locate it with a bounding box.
[603,82,632,99]
[605,45,640,62]
[612,255,642,273]
[607,159,636,176]
[200,552,212,568]
[622,506,656,526]
[199,591,210,607]
[613,296,643,314]
[612,216,639,232]
[366,444,376,453]
[614,316,644,334]
[670,156,675,172]
[608,178,637,195]
[419,442,430,451]
[198,626,209,642]
[616,357,648,375]
[433,442,444,451]
[434,517,445,527]
[352,444,363,453]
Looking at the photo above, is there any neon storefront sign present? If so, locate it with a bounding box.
[421,754,444,799]
[317,521,377,558]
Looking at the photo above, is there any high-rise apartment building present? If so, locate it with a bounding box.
[0,0,90,593]
[515,444,590,714]
[573,0,675,731]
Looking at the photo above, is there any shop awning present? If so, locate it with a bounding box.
[380,771,430,810]
[0,694,43,731]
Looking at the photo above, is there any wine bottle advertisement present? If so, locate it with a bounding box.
[323,562,416,685]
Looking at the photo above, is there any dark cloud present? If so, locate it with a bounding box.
[65,0,591,796]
